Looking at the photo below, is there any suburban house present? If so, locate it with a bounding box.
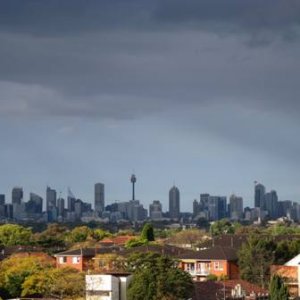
[178,246,240,281]
[93,244,194,272]
[271,253,300,298]
[54,247,119,272]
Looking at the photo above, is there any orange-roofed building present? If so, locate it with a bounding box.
[99,236,135,247]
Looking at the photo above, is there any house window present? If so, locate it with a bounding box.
[59,256,67,264]
[72,256,80,264]
[214,262,224,271]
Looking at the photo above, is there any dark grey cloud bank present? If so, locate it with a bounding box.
[0,0,300,163]
[1,0,300,35]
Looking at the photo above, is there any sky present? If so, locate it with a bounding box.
[1,0,300,211]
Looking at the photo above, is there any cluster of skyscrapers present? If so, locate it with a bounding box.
[0,184,104,223]
[0,177,299,224]
[252,182,300,221]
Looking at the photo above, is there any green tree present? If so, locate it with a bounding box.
[274,239,300,265]
[22,267,85,299]
[125,238,147,249]
[127,252,194,300]
[34,223,67,249]
[0,224,32,246]
[269,275,289,300]
[141,223,155,242]
[238,235,275,288]
[91,228,111,241]
[0,255,53,298]
[210,219,240,236]
[167,228,206,249]
[68,226,92,243]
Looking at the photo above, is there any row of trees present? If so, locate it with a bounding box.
[0,223,113,248]
[0,255,84,299]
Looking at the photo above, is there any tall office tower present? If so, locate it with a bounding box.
[193,199,200,217]
[0,194,5,218]
[94,183,105,214]
[67,188,76,212]
[4,204,13,219]
[229,194,243,220]
[208,196,227,221]
[208,196,218,221]
[131,174,136,201]
[218,196,227,219]
[149,200,163,220]
[57,198,65,217]
[46,186,57,211]
[12,187,23,205]
[254,182,266,209]
[264,190,278,219]
[200,193,210,210]
[27,193,43,214]
[169,186,180,220]
[74,199,83,219]
[0,194,5,205]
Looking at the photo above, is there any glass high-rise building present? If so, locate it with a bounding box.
[169,186,180,219]
[46,186,57,211]
[254,182,266,209]
[229,194,243,220]
[12,187,23,205]
[265,190,278,219]
[94,183,105,214]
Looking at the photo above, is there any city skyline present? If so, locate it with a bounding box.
[0,178,299,213]
[1,1,300,212]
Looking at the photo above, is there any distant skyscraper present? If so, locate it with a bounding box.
[12,187,23,205]
[193,199,200,217]
[67,188,76,212]
[46,186,57,211]
[0,194,5,206]
[169,186,180,219]
[149,200,162,220]
[265,190,278,219]
[0,194,5,218]
[229,194,243,220]
[254,182,266,209]
[200,193,210,211]
[57,198,65,217]
[27,193,43,214]
[94,183,105,214]
[208,196,227,221]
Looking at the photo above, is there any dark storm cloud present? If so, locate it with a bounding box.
[0,0,300,121]
[1,0,300,36]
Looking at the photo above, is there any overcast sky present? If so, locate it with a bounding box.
[1,0,300,211]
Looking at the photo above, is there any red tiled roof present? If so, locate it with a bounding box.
[100,238,114,244]
[113,236,134,245]
[100,236,135,245]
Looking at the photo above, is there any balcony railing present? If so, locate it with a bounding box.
[186,269,210,276]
